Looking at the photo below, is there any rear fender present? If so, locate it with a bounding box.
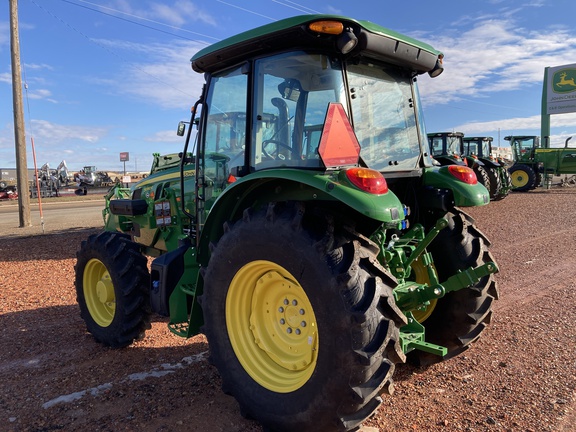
[197,168,406,265]
[423,166,489,207]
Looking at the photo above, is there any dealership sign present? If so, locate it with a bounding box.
[545,63,576,115]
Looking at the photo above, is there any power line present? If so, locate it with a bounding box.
[216,0,277,22]
[28,0,195,98]
[58,0,219,42]
[271,0,321,14]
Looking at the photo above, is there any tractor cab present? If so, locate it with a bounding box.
[427,132,467,166]
[194,51,434,182]
[506,135,539,163]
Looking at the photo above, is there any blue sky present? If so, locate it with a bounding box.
[2,0,576,172]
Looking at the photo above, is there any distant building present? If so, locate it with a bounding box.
[491,147,513,162]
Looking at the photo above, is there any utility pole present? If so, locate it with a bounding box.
[10,0,31,227]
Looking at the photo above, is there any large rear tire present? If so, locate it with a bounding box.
[494,167,511,200]
[201,202,407,432]
[75,231,151,348]
[408,210,498,366]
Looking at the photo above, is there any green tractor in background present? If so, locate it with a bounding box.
[462,136,511,200]
[506,135,576,190]
[427,132,493,197]
[75,15,498,432]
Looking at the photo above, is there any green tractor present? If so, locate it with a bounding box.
[506,135,541,190]
[75,15,498,432]
[462,136,512,200]
[427,131,492,197]
[506,135,576,190]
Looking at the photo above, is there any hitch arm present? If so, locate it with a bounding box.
[394,261,499,312]
[403,217,448,270]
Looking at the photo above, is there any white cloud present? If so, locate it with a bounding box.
[93,38,207,109]
[419,20,576,105]
[30,119,109,144]
[26,88,57,103]
[107,0,217,27]
[451,112,576,147]
[145,129,189,143]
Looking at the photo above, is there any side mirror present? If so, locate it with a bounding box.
[177,121,186,136]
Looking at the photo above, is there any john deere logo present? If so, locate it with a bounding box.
[553,68,576,94]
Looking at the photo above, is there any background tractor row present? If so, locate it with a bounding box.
[427,131,511,200]
[75,15,499,432]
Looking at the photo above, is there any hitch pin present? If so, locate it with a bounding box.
[386,234,399,250]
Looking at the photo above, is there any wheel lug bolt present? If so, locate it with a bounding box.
[295,329,301,335]
[299,309,305,315]
[284,299,289,305]
[279,307,284,313]
[301,321,306,327]
[287,328,292,334]
[280,319,285,325]
[292,299,298,306]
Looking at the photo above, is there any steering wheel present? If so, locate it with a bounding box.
[262,140,292,160]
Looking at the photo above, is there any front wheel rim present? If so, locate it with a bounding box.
[83,258,116,327]
[511,170,529,188]
[226,260,319,393]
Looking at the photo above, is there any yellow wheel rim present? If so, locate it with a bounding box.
[511,170,529,188]
[83,258,116,327]
[410,258,438,323]
[226,260,319,393]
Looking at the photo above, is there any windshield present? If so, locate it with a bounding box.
[251,52,346,170]
[481,139,491,156]
[446,136,461,155]
[348,63,422,171]
[464,141,477,156]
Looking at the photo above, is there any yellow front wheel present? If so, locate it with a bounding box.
[509,164,535,191]
[83,258,116,327]
[74,231,151,348]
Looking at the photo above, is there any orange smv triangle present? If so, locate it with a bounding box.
[318,103,361,168]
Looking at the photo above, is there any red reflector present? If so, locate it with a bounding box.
[227,174,237,183]
[318,103,360,167]
[346,168,388,194]
[447,165,477,184]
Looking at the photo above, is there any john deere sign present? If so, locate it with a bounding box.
[544,63,576,115]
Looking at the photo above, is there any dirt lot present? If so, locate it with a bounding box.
[1,189,575,431]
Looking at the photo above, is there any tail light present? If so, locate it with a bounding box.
[345,167,388,194]
[447,165,477,184]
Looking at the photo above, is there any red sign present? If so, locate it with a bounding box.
[120,152,130,162]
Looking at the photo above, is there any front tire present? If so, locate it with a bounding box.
[75,231,151,348]
[408,210,498,366]
[509,164,535,191]
[201,202,407,432]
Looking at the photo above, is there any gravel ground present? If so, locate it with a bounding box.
[1,188,575,431]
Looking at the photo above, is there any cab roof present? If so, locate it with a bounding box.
[191,14,442,75]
